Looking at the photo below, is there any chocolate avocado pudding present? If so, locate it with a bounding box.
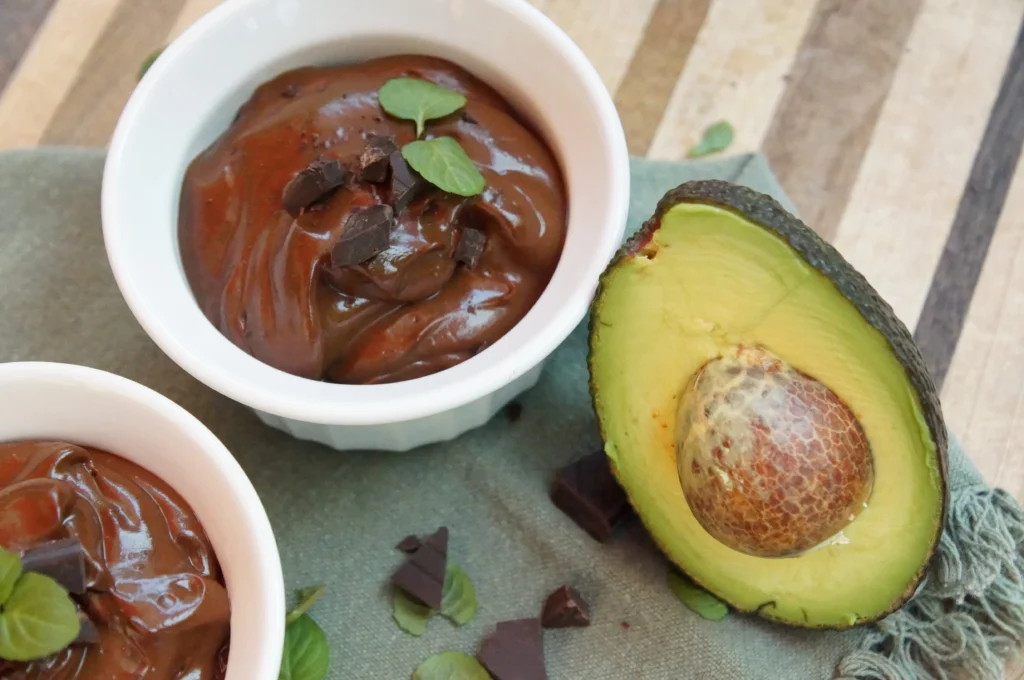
[179,55,567,384]
[0,441,229,679]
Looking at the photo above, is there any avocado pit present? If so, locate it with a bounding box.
[675,346,874,558]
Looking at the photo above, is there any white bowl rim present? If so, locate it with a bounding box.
[103,0,630,426]
[0,361,285,676]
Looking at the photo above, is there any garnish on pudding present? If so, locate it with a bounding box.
[178,55,567,384]
[0,441,229,679]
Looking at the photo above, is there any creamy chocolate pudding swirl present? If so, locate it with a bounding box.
[179,55,567,384]
[0,441,229,680]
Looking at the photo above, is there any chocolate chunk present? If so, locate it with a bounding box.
[550,450,633,542]
[389,150,426,212]
[391,526,448,609]
[21,538,87,594]
[282,159,347,216]
[331,205,394,268]
[477,618,546,680]
[395,535,422,554]
[74,610,101,645]
[455,228,487,268]
[541,585,591,628]
[282,83,300,98]
[359,136,398,183]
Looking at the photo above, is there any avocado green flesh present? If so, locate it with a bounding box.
[591,203,944,627]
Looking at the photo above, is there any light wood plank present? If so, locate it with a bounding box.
[0,0,123,149]
[942,161,1024,499]
[167,0,224,41]
[539,0,659,94]
[646,0,817,160]
[830,0,1022,329]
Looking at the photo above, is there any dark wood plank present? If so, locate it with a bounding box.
[40,0,185,145]
[613,0,710,157]
[913,19,1024,389]
[0,0,58,94]
[762,0,922,240]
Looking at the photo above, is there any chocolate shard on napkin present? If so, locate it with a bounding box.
[395,534,422,554]
[541,585,591,628]
[331,205,394,268]
[21,537,88,594]
[359,136,398,183]
[282,158,347,216]
[550,450,633,542]
[455,228,487,268]
[391,526,448,609]
[477,618,547,680]
[389,150,427,213]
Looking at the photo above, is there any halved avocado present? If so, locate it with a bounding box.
[588,181,947,628]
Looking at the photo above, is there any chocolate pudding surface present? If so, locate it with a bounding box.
[0,441,229,680]
[178,55,567,384]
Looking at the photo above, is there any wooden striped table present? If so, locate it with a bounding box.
[1,0,1023,677]
[2,1,1024,506]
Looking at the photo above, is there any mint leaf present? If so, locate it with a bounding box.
[393,589,432,636]
[0,547,22,604]
[138,47,166,81]
[287,585,325,625]
[668,571,728,621]
[687,120,734,158]
[402,138,485,197]
[0,572,79,662]
[378,78,466,138]
[412,651,490,680]
[440,565,477,626]
[279,614,329,680]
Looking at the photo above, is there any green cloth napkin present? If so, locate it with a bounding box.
[0,148,1020,680]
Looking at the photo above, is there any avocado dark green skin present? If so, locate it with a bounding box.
[588,180,949,628]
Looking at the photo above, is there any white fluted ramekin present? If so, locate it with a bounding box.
[102,0,629,451]
[0,362,284,679]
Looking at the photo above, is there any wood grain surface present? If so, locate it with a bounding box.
[0,4,1022,675]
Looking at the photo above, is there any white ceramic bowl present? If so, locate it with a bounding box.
[103,0,629,451]
[0,362,284,679]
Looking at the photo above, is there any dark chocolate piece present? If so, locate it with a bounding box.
[331,205,394,268]
[282,159,347,216]
[455,228,487,268]
[21,538,87,594]
[74,610,101,645]
[541,585,591,628]
[390,526,448,609]
[359,136,398,183]
[550,450,633,542]
[477,618,546,680]
[395,535,422,554]
[389,150,426,212]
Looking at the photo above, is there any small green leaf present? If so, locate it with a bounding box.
[668,571,729,621]
[412,651,490,680]
[402,138,485,197]
[138,47,166,81]
[687,120,734,159]
[393,588,432,637]
[379,78,467,138]
[0,572,79,662]
[0,547,22,605]
[278,614,329,680]
[287,584,326,625]
[440,565,477,626]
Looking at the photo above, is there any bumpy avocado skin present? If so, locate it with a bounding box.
[587,180,949,628]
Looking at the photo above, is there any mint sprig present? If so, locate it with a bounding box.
[378,78,467,139]
[0,546,79,662]
[377,78,485,198]
[412,651,490,680]
[688,120,734,159]
[279,586,329,680]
